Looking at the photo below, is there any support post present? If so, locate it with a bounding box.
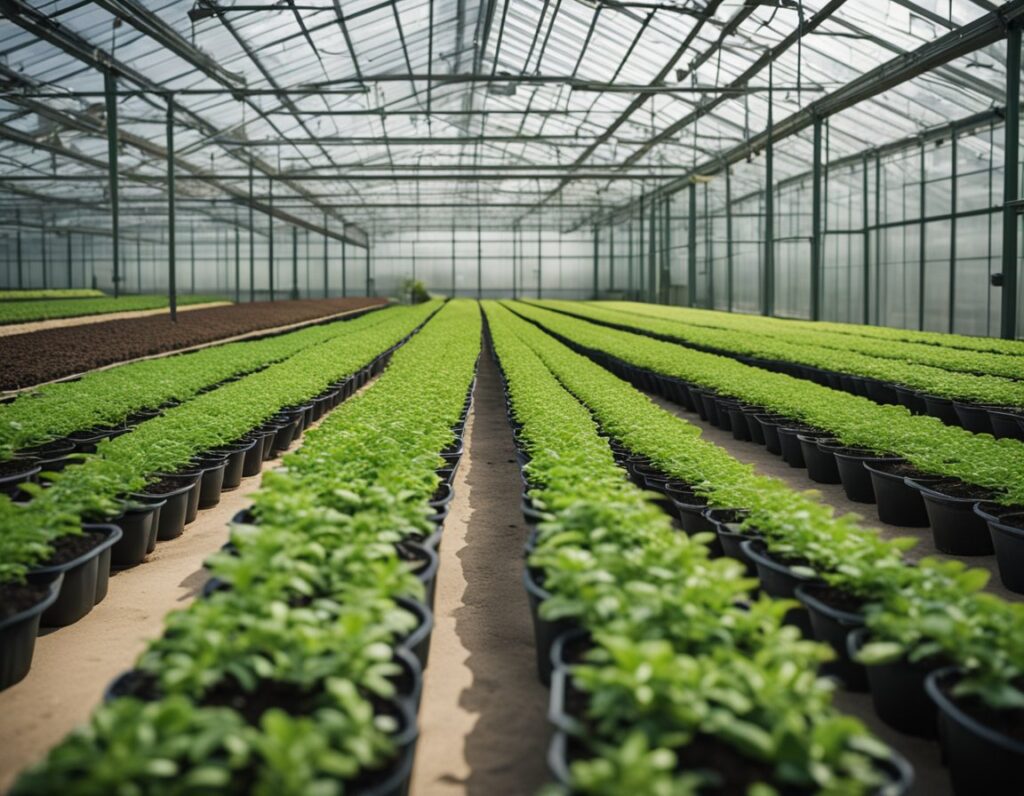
[726,166,734,311]
[688,183,697,307]
[235,218,241,303]
[291,225,299,300]
[268,179,275,300]
[190,223,195,294]
[136,236,141,293]
[949,132,958,333]
[477,218,482,300]
[1001,24,1021,339]
[648,195,657,303]
[662,197,671,305]
[919,141,926,330]
[248,160,255,301]
[609,225,615,292]
[862,154,870,325]
[592,224,599,299]
[167,98,177,321]
[67,233,73,288]
[537,227,542,299]
[764,60,775,317]
[15,209,22,289]
[366,244,371,296]
[323,214,329,298]
[627,218,634,298]
[512,223,518,299]
[105,71,120,298]
[341,239,347,297]
[811,116,823,320]
[638,197,645,299]
[41,215,47,289]
[451,222,456,298]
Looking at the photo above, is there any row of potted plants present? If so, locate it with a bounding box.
[0,300,397,471]
[0,301,439,691]
[599,301,1024,358]
[499,301,1024,795]
[484,300,910,795]
[11,300,482,795]
[533,300,1024,434]
[596,301,1024,380]
[0,293,225,326]
[510,302,1024,507]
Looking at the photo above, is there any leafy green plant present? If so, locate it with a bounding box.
[0,294,226,325]
[0,289,105,300]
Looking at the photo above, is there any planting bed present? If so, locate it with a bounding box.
[0,294,225,326]
[0,297,386,391]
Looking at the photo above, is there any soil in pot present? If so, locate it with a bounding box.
[927,669,1024,796]
[864,460,938,527]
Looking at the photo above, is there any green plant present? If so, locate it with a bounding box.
[400,279,430,305]
[0,294,226,325]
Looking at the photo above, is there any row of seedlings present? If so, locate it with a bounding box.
[0,302,440,691]
[495,302,1024,795]
[509,302,1024,589]
[0,300,391,490]
[485,301,913,796]
[10,300,482,795]
[0,294,225,326]
[533,301,1024,438]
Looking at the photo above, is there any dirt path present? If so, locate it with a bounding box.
[0,302,228,338]
[411,347,550,796]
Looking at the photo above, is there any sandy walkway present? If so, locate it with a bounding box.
[0,302,228,338]
[411,348,550,796]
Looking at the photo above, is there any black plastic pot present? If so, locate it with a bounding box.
[799,436,841,484]
[923,394,960,427]
[669,492,715,536]
[26,524,122,627]
[755,415,784,455]
[725,404,751,441]
[847,628,940,738]
[158,468,202,524]
[894,385,927,415]
[699,391,721,426]
[0,460,41,499]
[795,582,866,691]
[396,595,434,669]
[742,408,767,445]
[740,539,815,636]
[191,457,228,510]
[926,667,1024,796]
[398,541,439,611]
[905,479,994,555]
[108,500,164,567]
[135,474,198,541]
[777,426,810,467]
[831,448,899,504]
[0,573,64,691]
[524,566,577,686]
[705,508,756,574]
[864,461,937,527]
[714,398,736,432]
[67,425,129,454]
[988,409,1024,441]
[212,439,257,490]
[974,503,1024,593]
[270,415,300,455]
[953,402,994,435]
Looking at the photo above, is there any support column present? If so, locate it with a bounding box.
[592,225,599,299]
[41,216,47,289]
[662,197,671,305]
[268,179,275,301]
[638,198,645,300]
[512,223,518,299]
[648,195,657,303]
[811,116,823,320]
[609,226,615,292]
[763,60,775,317]
[136,236,141,293]
[726,166,734,312]
[105,71,120,298]
[167,98,177,321]
[862,154,870,325]
[1001,24,1021,339]
[688,183,697,307]
[949,133,958,333]
[323,214,329,298]
[235,218,241,303]
[537,227,542,299]
[248,160,255,301]
[291,226,299,300]
[918,141,926,330]
[477,218,482,300]
[190,223,196,294]
[451,222,456,298]
[366,244,371,296]
[15,209,23,289]
[67,233,73,288]
[342,239,347,297]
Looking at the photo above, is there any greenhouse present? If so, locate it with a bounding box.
[0,0,1022,794]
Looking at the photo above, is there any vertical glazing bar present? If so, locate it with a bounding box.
[918,141,926,330]
[1001,25,1021,339]
[593,224,599,299]
[764,59,775,317]
[268,179,275,301]
[105,71,120,298]
[235,220,241,304]
[627,218,634,297]
[136,236,141,293]
[663,197,671,305]
[687,183,697,307]
[609,225,615,291]
[862,154,869,325]
[342,239,347,297]
[365,243,371,296]
[875,155,882,323]
[512,223,518,300]
[648,195,657,303]
[248,160,255,302]
[811,116,823,320]
[477,217,482,300]
[67,233,73,288]
[638,197,645,300]
[41,215,47,289]
[15,209,22,289]
[725,167,733,312]
[291,226,299,300]
[166,98,177,319]
[323,214,329,298]
[537,226,542,299]
[451,222,456,298]
[190,223,196,294]
[949,132,958,333]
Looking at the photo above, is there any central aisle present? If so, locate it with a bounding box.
[410,343,551,795]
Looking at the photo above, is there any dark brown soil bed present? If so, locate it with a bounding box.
[36,530,105,567]
[0,579,52,622]
[0,298,385,391]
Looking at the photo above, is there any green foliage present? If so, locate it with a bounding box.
[0,304,396,459]
[494,300,1024,717]
[0,302,442,584]
[400,279,430,304]
[14,301,482,794]
[485,301,895,795]
[0,294,226,325]
[0,289,105,300]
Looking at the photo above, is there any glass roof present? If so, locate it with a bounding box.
[0,0,1010,238]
